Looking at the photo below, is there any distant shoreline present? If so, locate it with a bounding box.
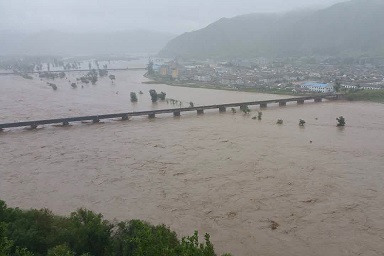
[143,73,297,96]
[143,74,384,103]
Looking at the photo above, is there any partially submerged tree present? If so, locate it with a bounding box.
[240,105,250,114]
[276,119,283,124]
[257,111,262,120]
[336,116,346,127]
[47,82,57,90]
[130,92,138,102]
[147,60,154,75]
[189,102,194,108]
[149,89,158,102]
[109,75,116,83]
[158,92,166,101]
[231,108,236,113]
[98,69,108,77]
[299,119,306,126]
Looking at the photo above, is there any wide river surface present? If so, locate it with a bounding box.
[1,64,384,255]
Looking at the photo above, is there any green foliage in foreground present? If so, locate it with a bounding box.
[0,200,229,256]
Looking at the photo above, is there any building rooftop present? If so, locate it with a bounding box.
[303,82,331,87]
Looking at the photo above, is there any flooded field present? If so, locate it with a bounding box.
[1,68,384,255]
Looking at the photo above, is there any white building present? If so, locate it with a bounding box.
[301,82,334,93]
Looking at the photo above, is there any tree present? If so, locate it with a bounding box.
[67,208,113,256]
[112,220,179,256]
[3,208,58,255]
[189,102,194,108]
[89,76,97,85]
[334,79,341,92]
[158,92,166,101]
[47,244,74,256]
[257,111,262,120]
[0,222,13,255]
[149,89,158,102]
[240,105,250,114]
[98,69,108,77]
[179,231,216,256]
[147,60,154,75]
[336,116,346,127]
[109,75,116,83]
[0,200,230,256]
[130,92,138,102]
[299,119,306,126]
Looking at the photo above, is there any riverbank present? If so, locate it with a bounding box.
[143,74,384,103]
[143,75,299,96]
[344,90,384,103]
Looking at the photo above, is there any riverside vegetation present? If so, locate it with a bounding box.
[0,200,230,256]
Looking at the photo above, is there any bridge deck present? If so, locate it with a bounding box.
[0,95,337,130]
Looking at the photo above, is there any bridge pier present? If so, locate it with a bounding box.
[62,121,69,126]
[297,100,305,104]
[314,98,322,102]
[260,103,267,108]
[122,114,129,121]
[173,111,181,117]
[279,101,287,106]
[219,106,226,113]
[197,109,204,115]
[148,113,156,118]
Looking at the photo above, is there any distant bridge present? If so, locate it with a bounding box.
[0,67,147,76]
[0,94,343,131]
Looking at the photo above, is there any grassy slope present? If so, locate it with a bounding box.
[345,90,384,103]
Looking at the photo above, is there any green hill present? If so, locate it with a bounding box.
[159,0,384,59]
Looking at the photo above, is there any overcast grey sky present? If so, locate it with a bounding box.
[0,0,346,34]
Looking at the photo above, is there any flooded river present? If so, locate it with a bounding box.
[1,67,384,255]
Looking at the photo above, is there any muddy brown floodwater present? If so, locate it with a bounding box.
[1,67,384,256]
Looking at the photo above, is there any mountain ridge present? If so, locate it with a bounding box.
[159,0,384,59]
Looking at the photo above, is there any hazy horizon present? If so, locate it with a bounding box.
[0,0,346,35]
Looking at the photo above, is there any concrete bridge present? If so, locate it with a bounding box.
[0,94,341,131]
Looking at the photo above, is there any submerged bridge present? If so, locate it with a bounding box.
[0,94,342,131]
